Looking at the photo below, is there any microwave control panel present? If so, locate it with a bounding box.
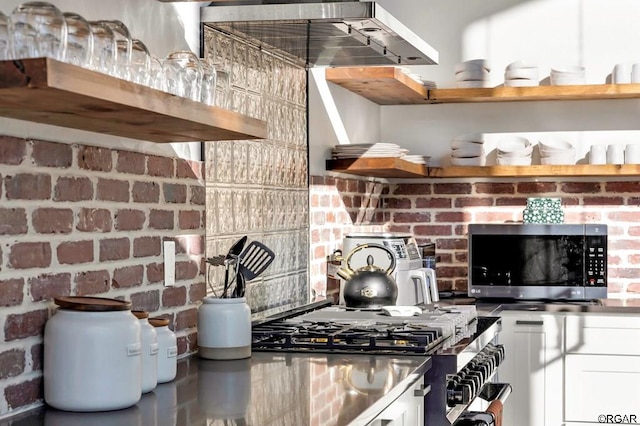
[586,235,607,287]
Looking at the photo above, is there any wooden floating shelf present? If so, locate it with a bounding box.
[326,158,640,179]
[325,66,640,105]
[0,58,267,143]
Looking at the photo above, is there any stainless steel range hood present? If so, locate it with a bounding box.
[199,1,439,67]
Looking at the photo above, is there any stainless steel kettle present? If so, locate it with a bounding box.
[336,243,398,310]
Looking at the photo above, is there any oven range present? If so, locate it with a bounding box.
[251,301,511,426]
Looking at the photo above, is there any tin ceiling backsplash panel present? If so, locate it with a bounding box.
[204,28,309,318]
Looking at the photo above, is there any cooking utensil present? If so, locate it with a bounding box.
[222,236,247,298]
[238,241,275,281]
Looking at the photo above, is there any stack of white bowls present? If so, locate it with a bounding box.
[496,136,533,165]
[550,66,585,86]
[450,133,487,166]
[504,61,539,87]
[454,59,490,88]
[538,138,576,164]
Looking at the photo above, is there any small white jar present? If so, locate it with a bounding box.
[44,297,142,412]
[149,317,177,383]
[133,311,158,393]
[198,297,251,360]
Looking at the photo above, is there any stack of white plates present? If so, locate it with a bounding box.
[504,61,539,87]
[331,143,406,159]
[496,136,533,165]
[538,138,576,164]
[450,133,487,166]
[403,155,431,165]
[454,59,491,88]
[550,66,585,86]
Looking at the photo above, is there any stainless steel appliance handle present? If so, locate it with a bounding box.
[515,320,544,326]
[414,384,431,397]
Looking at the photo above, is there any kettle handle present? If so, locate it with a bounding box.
[345,243,396,276]
[409,270,432,304]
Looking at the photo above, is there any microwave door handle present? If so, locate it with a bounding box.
[410,270,431,304]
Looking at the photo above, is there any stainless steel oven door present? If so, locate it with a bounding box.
[453,382,512,426]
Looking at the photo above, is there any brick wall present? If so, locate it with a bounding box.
[310,175,640,298]
[0,135,205,416]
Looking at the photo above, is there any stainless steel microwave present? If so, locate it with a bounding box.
[467,224,607,301]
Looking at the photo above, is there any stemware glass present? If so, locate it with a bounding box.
[200,62,217,106]
[62,12,92,68]
[88,21,116,77]
[130,39,151,85]
[98,20,131,80]
[163,50,202,101]
[0,12,9,60]
[9,1,67,60]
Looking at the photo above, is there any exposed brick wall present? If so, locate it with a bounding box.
[310,175,640,297]
[0,135,205,416]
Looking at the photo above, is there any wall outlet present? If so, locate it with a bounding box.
[163,241,175,287]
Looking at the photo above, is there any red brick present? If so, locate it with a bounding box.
[0,208,27,235]
[190,185,205,205]
[32,208,73,234]
[75,270,110,295]
[389,184,427,196]
[31,344,42,371]
[609,239,640,251]
[115,209,145,231]
[77,208,112,232]
[113,265,144,288]
[434,183,472,194]
[609,267,640,279]
[517,182,557,194]
[149,210,174,230]
[147,263,164,283]
[189,282,206,302]
[100,238,130,261]
[608,212,640,222]
[565,211,603,223]
[496,197,527,206]
[116,150,146,175]
[628,198,640,206]
[134,236,161,258]
[175,308,197,331]
[0,279,24,307]
[130,290,160,312]
[78,146,112,172]
[583,196,624,205]
[561,182,601,193]
[176,260,199,281]
[475,183,515,194]
[384,197,412,209]
[4,309,48,341]
[179,210,201,230]
[454,225,467,236]
[0,349,25,379]
[563,197,580,206]
[176,159,203,179]
[132,181,160,203]
[309,175,324,186]
[148,156,175,177]
[54,176,93,202]
[4,377,42,410]
[9,242,51,269]
[163,183,187,204]
[605,181,640,193]
[437,238,468,250]
[414,225,453,237]
[475,212,517,222]
[455,252,468,263]
[97,178,129,202]
[32,140,72,168]
[437,266,468,279]
[162,286,187,307]
[454,198,493,207]
[435,211,472,222]
[415,198,452,208]
[393,212,431,223]
[29,273,71,302]
[5,173,51,200]
[57,240,94,265]
[0,136,26,165]
[629,228,640,238]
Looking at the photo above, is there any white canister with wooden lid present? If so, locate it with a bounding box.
[44,296,142,411]
[149,317,177,383]
[132,310,158,393]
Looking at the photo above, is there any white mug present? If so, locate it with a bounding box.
[613,63,631,84]
[625,144,640,164]
[607,144,625,165]
[633,64,640,83]
[589,144,607,165]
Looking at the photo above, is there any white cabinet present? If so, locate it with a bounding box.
[497,312,564,426]
[367,376,426,426]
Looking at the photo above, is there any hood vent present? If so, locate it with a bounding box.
[200,1,439,67]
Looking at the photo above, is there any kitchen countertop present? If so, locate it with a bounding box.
[0,351,431,426]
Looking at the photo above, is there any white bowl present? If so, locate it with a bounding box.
[456,69,490,81]
[550,75,585,86]
[551,65,585,77]
[451,145,485,157]
[454,59,491,73]
[540,155,575,165]
[504,79,539,87]
[505,67,538,80]
[497,136,531,153]
[497,155,532,166]
[452,133,486,144]
[456,80,491,88]
[450,156,486,166]
[506,60,536,70]
[539,138,575,152]
[451,139,485,150]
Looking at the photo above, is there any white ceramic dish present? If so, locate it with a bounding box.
[456,69,490,81]
[451,139,485,150]
[506,60,536,70]
[450,156,486,166]
[550,76,586,86]
[497,155,532,166]
[454,59,491,73]
[538,138,575,152]
[540,156,575,165]
[456,80,491,88]
[497,136,531,153]
[505,67,538,80]
[451,145,485,157]
[452,133,485,143]
[551,65,585,76]
[504,79,540,87]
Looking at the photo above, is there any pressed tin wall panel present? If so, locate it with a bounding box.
[204,28,309,317]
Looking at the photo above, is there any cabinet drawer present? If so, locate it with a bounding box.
[565,315,640,355]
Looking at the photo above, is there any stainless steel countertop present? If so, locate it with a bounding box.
[1,351,431,426]
[438,297,640,315]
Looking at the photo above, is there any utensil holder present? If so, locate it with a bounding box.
[198,297,251,360]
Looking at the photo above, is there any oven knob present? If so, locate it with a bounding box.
[477,354,495,374]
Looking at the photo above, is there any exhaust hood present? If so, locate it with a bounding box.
[199,1,439,67]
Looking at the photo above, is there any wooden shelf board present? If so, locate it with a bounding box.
[325,67,429,105]
[326,157,428,178]
[327,159,640,178]
[0,58,267,143]
[429,83,640,103]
